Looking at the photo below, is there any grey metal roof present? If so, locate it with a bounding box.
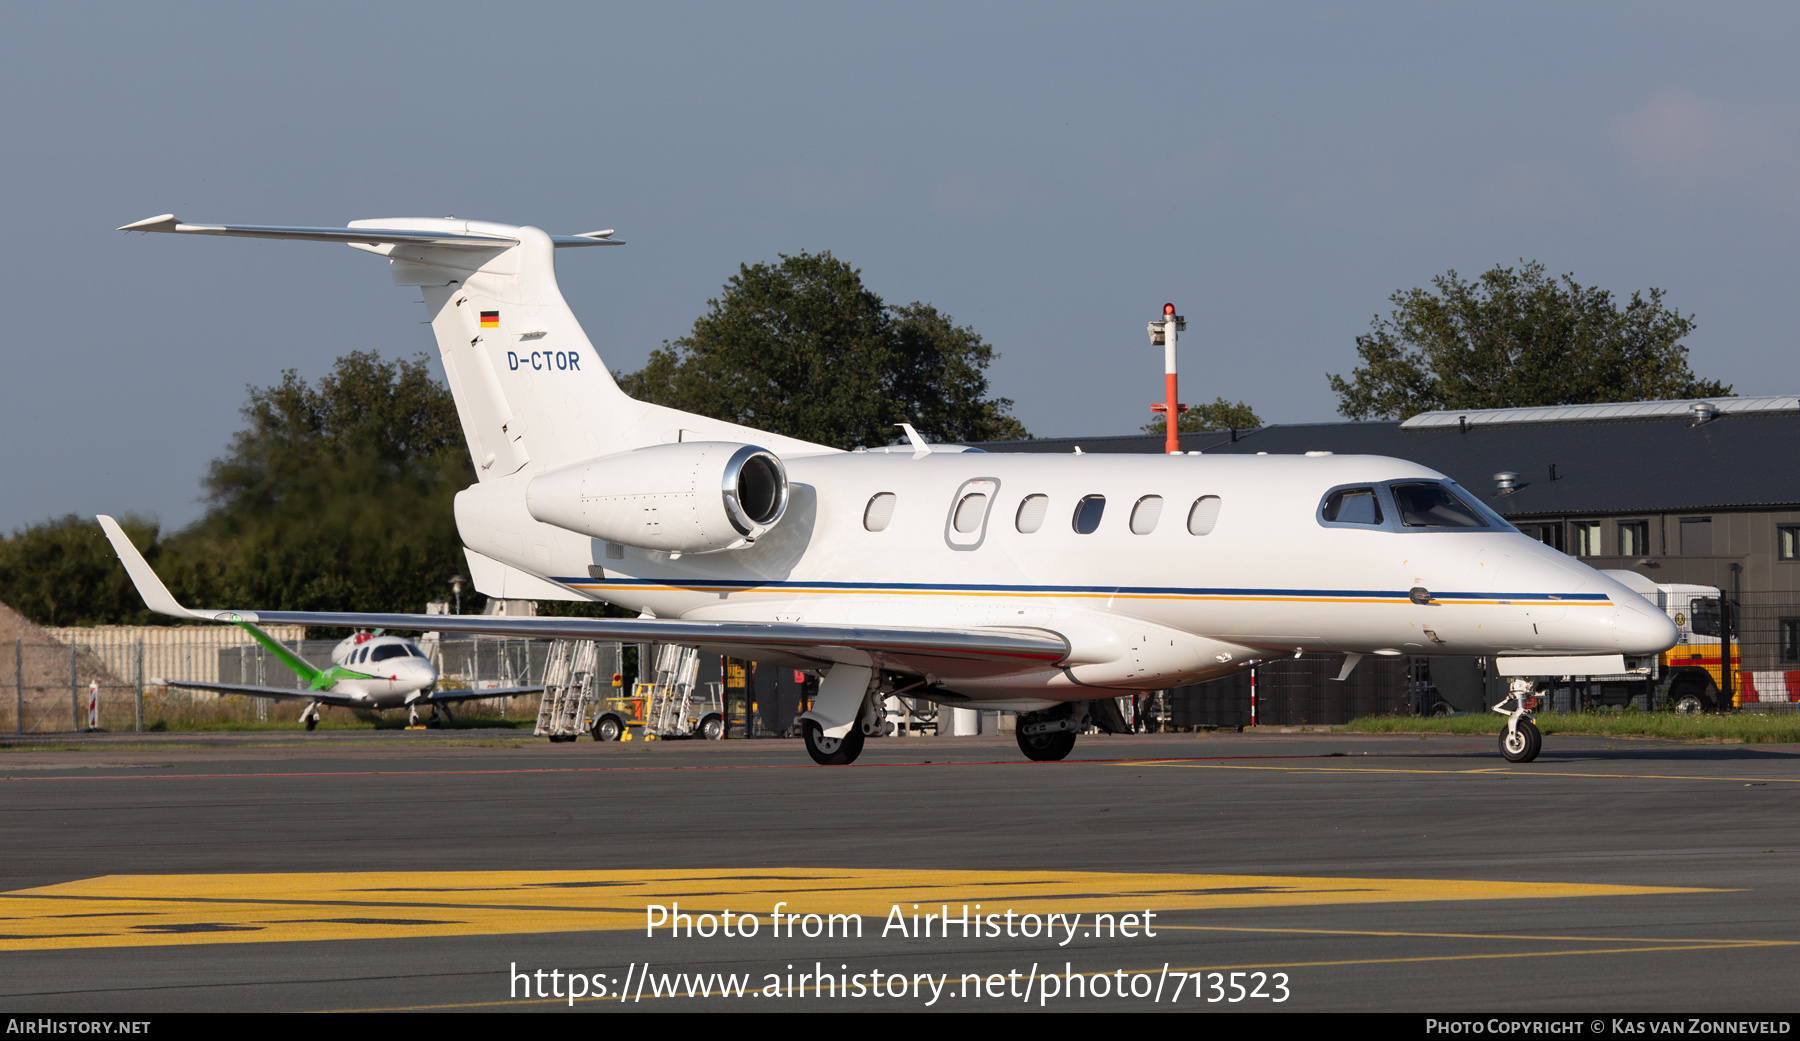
[1400,394,1800,430]
[978,410,1800,516]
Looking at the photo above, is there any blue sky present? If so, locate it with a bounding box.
[3,3,1796,532]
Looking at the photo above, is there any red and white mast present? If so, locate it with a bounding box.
[1147,303,1187,455]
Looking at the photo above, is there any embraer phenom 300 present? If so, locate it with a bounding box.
[103,213,1678,764]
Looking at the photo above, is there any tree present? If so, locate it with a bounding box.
[1140,397,1262,435]
[1327,261,1731,420]
[181,351,475,615]
[0,514,169,627]
[619,252,1028,448]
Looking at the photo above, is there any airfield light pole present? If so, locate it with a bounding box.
[1147,303,1188,455]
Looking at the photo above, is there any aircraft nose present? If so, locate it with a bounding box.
[1613,595,1681,655]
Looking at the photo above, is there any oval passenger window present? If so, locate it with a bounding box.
[1072,495,1106,534]
[1187,495,1221,535]
[953,493,989,534]
[1130,495,1163,535]
[1015,494,1048,533]
[864,492,897,532]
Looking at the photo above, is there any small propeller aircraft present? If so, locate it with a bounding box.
[105,213,1679,763]
[99,530,542,730]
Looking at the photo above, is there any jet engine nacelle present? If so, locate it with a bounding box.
[525,442,789,554]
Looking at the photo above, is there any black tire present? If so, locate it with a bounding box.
[592,716,622,742]
[1668,674,1716,714]
[1017,728,1078,762]
[304,716,318,732]
[1499,718,1541,763]
[548,733,577,744]
[803,721,866,765]
[697,715,724,741]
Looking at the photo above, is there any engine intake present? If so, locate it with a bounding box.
[526,442,789,554]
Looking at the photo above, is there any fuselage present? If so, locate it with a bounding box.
[320,634,437,708]
[455,451,1679,704]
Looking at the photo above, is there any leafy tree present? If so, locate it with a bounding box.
[1140,397,1262,435]
[620,252,1028,448]
[186,351,474,613]
[0,514,169,627]
[1327,261,1731,420]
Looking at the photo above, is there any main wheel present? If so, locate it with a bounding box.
[697,715,724,741]
[1017,728,1078,762]
[1499,718,1541,763]
[304,715,318,732]
[592,716,622,742]
[803,721,866,765]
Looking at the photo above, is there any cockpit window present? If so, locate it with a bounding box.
[1390,482,1487,528]
[370,644,410,662]
[1322,488,1383,525]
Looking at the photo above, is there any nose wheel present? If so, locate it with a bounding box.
[1493,679,1543,763]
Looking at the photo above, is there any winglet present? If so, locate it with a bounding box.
[118,213,181,233]
[96,515,213,621]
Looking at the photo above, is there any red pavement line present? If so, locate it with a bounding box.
[0,753,1361,782]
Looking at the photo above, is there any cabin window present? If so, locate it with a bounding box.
[1322,487,1383,525]
[371,644,409,663]
[864,492,897,532]
[953,493,990,534]
[1015,494,1049,533]
[1571,521,1603,557]
[1072,495,1106,534]
[1130,496,1163,535]
[1390,482,1486,528]
[1618,520,1650,557]
[1187,495,1222,535]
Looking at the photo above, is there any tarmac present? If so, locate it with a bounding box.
[2,727,1798,1013]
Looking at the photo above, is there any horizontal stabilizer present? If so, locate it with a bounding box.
[118,214,622,249]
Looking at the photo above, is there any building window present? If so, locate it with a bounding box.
[1780,525,1800,561]
[1520,523,1562,551]
[1783,620,1800,663]
[1680,517,1713,556]
[1617,520,1650,557]
[1072,495,1106,534]
[1572,521,1603,557]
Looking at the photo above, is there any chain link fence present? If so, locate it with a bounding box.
[1,631,556,734]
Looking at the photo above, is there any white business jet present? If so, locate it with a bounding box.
[104,213,1679,764]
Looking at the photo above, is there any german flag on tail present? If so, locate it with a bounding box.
[480,310,499,328]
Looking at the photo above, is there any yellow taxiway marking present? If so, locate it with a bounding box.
[1131,760,1800,783]
[0,868,1715,953]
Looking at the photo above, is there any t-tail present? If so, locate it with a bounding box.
[116,213,833,477]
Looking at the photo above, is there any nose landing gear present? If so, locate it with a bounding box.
[1493,679,1542,763]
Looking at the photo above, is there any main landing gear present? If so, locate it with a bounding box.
[803,720,866,766]
[1494,678,1542,764]
[1015,704,1088,762]
[300,702,321,731]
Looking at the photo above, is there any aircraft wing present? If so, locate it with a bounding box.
[427,686,544,704]
[98,516,1068,679]
[151,678,367,709]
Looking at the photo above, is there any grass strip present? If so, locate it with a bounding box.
[1347,711,1800,743]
